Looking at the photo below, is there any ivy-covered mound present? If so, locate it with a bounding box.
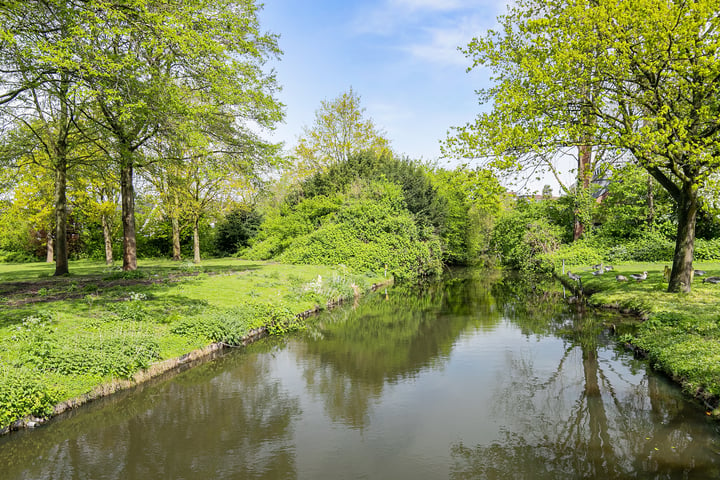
[245,152,445,280]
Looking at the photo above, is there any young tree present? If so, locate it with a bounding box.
[294,88,392,177]
[447,0,720,292]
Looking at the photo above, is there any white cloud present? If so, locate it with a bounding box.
[353,0,508,65]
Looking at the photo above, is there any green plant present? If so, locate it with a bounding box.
[0,366,62,429]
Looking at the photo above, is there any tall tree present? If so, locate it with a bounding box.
[294,88,392,178]
[0,1,96,275]
[446,0,720,292]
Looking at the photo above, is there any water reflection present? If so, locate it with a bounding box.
[295,270,503,428]
[452,271,720,479]
[1,352,301,480]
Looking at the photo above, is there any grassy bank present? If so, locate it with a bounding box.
[0,258,385,432]
[561,262,720,413]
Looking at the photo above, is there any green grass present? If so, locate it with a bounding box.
[562,261,720,410]
[0,258,385,430]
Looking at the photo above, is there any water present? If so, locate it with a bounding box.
[1,269,719,479]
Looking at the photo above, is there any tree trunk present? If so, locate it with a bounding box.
[46,233,54,263]
[120,157,138,271]
[53,159,69,276]
[171,215,181,261]
[668,182,698,293]
[647,175,654,226]
[101,214,113,265]
[193,217,201,264]
[573,144,592,241]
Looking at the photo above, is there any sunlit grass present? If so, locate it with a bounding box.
[563,261,720,405]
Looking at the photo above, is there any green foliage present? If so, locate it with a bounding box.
[430,166,504,265]
[550,239,604,267]
[214,206,263,256]
[276,181,443,280]
[605,230,675,263]
[171,301,302,344]
[491,199,562,273]
[249,151,446,279]
[595,164,674,240]
[10,313,160,379]
[0,366,61,429]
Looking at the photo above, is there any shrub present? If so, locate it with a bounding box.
[214,206,263,256]
[277,181,443,279]
[0,366,61,429]
[694,237,720,261]
[171,301,302,344]
[550,239,605,267]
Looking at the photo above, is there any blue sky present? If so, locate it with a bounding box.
[258,0,507,165]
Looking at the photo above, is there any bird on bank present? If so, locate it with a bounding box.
[663,265,671,280]
[604,265,613,272]
[567,271,581,282]
[694,269,707,276]
[592,269,604,276]
[592,263,603,270]
[616,275,628,282]
[702,276,720,284]
[630,271,648,281]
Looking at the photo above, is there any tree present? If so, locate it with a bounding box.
[446,0,720,292]
[0,1,99,275]
[294,88,392,177]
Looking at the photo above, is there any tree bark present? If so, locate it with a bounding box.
[668,182,698,293]
[46,233,54,263]
[101,214,113,265]
[53,159,69,275]
[171,214,181,261]
[120,157,138,271]
[193,217,201,264]
[573,144,593,241]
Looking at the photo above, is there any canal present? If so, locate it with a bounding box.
[1,269,719,479]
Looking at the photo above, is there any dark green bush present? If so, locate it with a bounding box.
[214,206,263,256]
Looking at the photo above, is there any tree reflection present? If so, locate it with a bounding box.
[295,270,503,428]
[451,276,720,479]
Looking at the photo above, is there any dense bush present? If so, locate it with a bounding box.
[214,206,263,256]
[0,366,61,429]
[247,152,446,279]
[491,199,562,273]
[276,181,443,279]
[171,301,301,344]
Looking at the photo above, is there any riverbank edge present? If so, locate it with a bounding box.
[554,272,720,416]
[1,279,394,436]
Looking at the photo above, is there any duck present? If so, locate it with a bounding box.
[567,271,581,282]
[702,276,720,284]
[604,265,613,271]
[592,269,604,276]
[694,269,707,276]
[592,263,603,270]
[616,274,628,282]
[663,265,671,280]
[630,271,648,281]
